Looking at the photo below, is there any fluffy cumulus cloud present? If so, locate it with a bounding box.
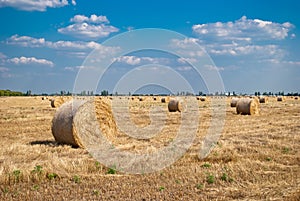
[58,14,119,39]
[6,34,118,50]
[190,16,295,60]
[8,56,54,67]
[192,16,294,41]
[0,0,76,11]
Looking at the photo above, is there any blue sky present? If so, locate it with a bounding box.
[0,0,299,94]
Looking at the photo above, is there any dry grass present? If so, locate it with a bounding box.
[0,96,299,200]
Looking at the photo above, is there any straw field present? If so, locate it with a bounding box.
[0,96,299,200]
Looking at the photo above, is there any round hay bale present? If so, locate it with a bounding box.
[259,96,268,103]
[196,97,200,100]
[200,97,206,101]
[236,98,259,115]
[51,100,87,147]
[295,97,298,100]
[168,98,184,112]
[50,97,70,108]
[230,97,239,107]
[153,97,157,101]
[139,97,143,101]
[277,96,284,102]
[161,97,166,103]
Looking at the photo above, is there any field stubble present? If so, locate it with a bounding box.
[0,96,299,200]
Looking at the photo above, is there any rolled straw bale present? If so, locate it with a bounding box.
[200,97,206,101]
[196,97,200,100]
[50,97,71,108]
[161,97,166,103]
[139,97,143,101]
[277,96,284,102]
[51,100,87,147]
[168,98,184,112]
[295,97,298,100]
[259,96,268,103]
[230,97,239,107]
[236,98,259,115]
[153,97,157,101]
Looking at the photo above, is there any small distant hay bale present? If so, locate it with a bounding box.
[131,97,135,100]
[51,100,87,147]
[277,96,284,102]
[168,98,184,112]
[295,97,298,100]
[230,97,239,107]
[259,96,268,103]
[236,98,259,115]
[139,97,143,101]
[42,97,46,100]
[161,97,166,103]
[200,97,206,101]
[153,97,157,101]
[196,97,200,100]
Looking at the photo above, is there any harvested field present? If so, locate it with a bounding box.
[0,96,299,200]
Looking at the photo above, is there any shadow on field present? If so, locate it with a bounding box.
[29,140,71,147]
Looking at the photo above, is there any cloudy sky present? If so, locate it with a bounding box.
[0,0,299,94]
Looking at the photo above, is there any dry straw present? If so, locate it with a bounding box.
[168,98,184,112]
[51,98,117,148]
[50,97,70,108]
[200,97,206,101]
[51,100,87,147]
[259,96,268,103]
[230,97,239,107]
[236,98,259,115]
[277,96,284,102]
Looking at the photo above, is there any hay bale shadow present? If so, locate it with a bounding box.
[29,140,78,148]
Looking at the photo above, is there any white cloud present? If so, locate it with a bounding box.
[208,44,285,58]
[0,67,9,72]
[58,14,118,39]
[204,64,225,71]
[0,52,7,59]
[176,66,193,71]
[0,0,75,11]
[192,16,295,41]
[8,56,54,67]
[113,56,171,66]
[6,35,119,52]
[113,56,141,65]
[71,14,109,23]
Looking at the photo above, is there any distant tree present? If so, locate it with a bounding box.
[26,90,31,96]
[101,90,109,96]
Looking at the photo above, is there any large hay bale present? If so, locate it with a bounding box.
[259,96,268,103]
[51,100,87,147]
[236,98,259,115]
[230,97,239,107]
[168,98,183,112]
